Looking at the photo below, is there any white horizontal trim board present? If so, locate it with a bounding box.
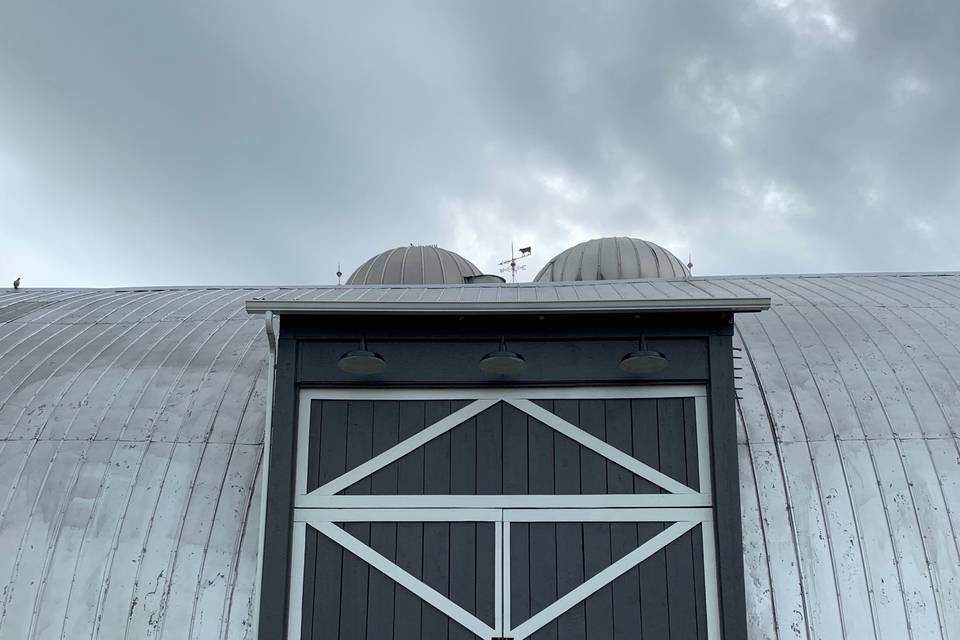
[503,507,713,523]
[288,385,718,639]
[295,507,502,522]
[297,493,711,509]
[293,507,714,524]
[300,384,707,402]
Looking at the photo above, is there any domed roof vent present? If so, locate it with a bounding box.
[534,236,690,282]
[347,245,503,285]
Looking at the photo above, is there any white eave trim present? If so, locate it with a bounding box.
[244,297,771,316]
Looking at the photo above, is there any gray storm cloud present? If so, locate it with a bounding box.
[1,0,958,287]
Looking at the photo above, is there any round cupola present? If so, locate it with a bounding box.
[534,236,690,282]
[347,245,503,285]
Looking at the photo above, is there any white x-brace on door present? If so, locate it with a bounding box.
[288,386,720,640]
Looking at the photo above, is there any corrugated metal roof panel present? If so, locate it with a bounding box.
[1,273,959,638]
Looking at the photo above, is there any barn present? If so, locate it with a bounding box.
[0,237,958,639]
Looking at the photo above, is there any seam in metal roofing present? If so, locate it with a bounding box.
[1,273,959,639]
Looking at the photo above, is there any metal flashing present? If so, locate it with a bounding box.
[244,296,771,316]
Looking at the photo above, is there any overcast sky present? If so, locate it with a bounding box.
[1,1,959,287]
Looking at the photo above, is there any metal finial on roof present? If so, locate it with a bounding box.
[498,243,533,283]
[336,264,343,285]
[687,252,693,272]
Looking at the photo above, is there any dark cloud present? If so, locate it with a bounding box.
[1,0,958,287]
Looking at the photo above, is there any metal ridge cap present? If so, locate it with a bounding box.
[244,297,771,315]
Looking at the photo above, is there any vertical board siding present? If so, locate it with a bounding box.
[312,399,698,497]
[297,396,706,639]
[533,528,706,640]
[305,523,495,639]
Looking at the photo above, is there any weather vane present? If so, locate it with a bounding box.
[498,243,532,283]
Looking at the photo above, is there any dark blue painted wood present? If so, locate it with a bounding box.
[710,333,749,639]
[312,530,343,640]
[630,399,661,495]
[502,403,528,495]
[638,523,669,639]
[605,401,642,640]
[369,400,400,495]
[528,412,558,638]
[510,522,530,629]
[367,522,398,639]
[476,404,503,495]
[315,400,348,490]
[258,338,296,640]
[300,529,316,640]
[551,401,587,639]
[476,522,496,629]
[578,401,614,640]
[394,403,426,638]
[367,400,400,638]
[451,408,480,639]
[299,396,714,640]
[693,526,709,639]
[339,402,374,639]
[423,401,453,639]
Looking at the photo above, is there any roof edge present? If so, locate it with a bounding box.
[245,297,771,316]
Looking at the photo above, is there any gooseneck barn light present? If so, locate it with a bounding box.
[479,336,526,375]
[337,336,386,374]
[619,335,669,374]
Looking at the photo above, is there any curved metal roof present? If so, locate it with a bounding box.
[535,236,691,282]
[346,245,484,285]
[1,273,959,639]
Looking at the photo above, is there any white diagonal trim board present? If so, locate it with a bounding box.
[508,520,699,640]
[505,398,697,495]
[311,521,498,639]
[310,398,497,496]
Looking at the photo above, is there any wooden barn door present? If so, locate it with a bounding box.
[288,387,719,640]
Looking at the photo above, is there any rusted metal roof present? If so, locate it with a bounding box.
[1,272,959,639]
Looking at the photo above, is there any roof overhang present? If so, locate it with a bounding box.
[245,297,770,316]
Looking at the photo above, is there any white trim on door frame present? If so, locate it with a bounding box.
[288,385,719,640]
[297,385,708,499]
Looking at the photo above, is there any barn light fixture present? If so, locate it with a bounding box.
[479,337,526,375]
[619,335,669,374]
[337,336,386,375]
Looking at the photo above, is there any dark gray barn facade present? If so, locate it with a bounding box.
[253,300,767,640]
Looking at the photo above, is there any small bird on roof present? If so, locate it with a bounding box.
[13,277,20,290]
